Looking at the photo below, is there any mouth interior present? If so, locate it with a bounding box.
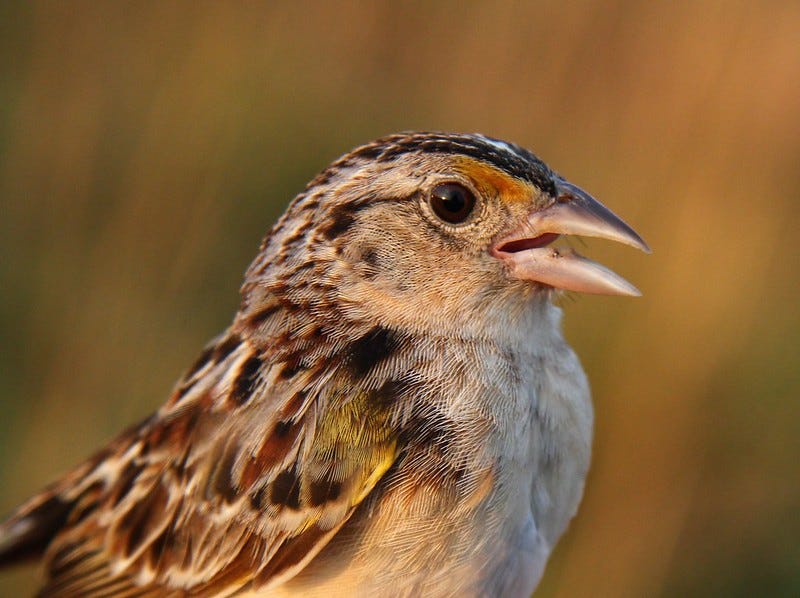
[497,232,560,253]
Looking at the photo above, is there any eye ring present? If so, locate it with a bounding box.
[428,182,477,225]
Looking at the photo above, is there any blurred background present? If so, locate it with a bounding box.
[0,2,798,596]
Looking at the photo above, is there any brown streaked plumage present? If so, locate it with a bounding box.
[0,132,648,597]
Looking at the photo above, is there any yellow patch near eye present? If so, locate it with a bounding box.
[454,157,534,203]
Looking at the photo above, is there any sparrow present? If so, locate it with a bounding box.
[0,132,648,597]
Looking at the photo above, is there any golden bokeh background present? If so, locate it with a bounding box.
[1,2,798,596]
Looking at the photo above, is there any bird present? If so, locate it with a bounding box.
[0,132,648,597]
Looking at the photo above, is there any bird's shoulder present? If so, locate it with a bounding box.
[3,320,403,596]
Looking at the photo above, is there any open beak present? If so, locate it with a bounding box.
[492,178,650,296]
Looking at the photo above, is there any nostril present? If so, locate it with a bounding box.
[497,233,560,253]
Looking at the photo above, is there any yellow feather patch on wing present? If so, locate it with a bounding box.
[310,387,398,507]
[250,385,400,590]
[353,444,397,505]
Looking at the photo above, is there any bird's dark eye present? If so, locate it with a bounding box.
[429,183,476,225]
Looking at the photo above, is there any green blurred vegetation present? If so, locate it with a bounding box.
[1,2,798,596]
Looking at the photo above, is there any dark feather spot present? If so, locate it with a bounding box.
[270,470,301,510]
[230,355,262,406]
[209,443,240,503]
[308,479,343,507]
[373,377,411,408]
[68,482,103,526]
[320,204,358,240]
[247,304,280,327]
[347,327,399,376]
[147,407,199,450]
[362,249,379,267]
[360,248,381,279]
[240,419,300,488]
[122,510,146,557]
[175,378,197,402]
[249,485,267,510]
[47,541,87,578]
[0,494,71,567]
[302,195,322,211]
[117,481,169,558]
[282,391,306,417]
[214,334,242,362]
[274,420,293,436]
[110,461,145,507]
[147,528,172,569]
[278,358,303,380]
[350,144,384,161]
[398,411,455,455]
[186,345,214,378]
[280,221,313,252]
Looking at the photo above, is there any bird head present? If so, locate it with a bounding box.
[241,132,649,339]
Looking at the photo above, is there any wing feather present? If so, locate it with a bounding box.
[0,329,400,596]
